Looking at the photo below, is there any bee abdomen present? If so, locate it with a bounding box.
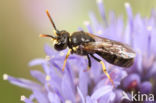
[97,52,134,68]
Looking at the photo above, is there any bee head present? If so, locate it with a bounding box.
[54,30,70,51]
[40,10,70,51]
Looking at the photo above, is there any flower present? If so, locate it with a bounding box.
[3,43,127,103]
[121,3,156,101]
[3,0,156,103]
[85,0,156,102]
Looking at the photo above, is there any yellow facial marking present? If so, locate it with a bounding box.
[53,30,57,36]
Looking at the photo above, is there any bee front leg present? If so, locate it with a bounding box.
[62,49,72,71]
[90,54,114,87]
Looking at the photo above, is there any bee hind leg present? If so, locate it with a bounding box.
[90,54,114,87]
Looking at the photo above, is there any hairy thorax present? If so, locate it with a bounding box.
[68,31,95,55]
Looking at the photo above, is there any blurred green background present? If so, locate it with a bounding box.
[1,0,156,102]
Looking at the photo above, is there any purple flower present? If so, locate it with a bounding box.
[83,0,156,102]
[121,3,156,102]
[3,43,127,103]
[3,0,156,103]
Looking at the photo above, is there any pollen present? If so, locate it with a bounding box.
[65,100,72,103]
[46,75,51,81]
[96,0,103,3]
[45,56,50,61]
[97,30,103,34]
[59,51,65,56]
[83,21,90,26]
[20,95,26,101]
[124,2,130,8]
[73,46,78,51]
[147,26,152,31]
[3,74,8,80]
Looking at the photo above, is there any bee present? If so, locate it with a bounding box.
[40,10,136,86]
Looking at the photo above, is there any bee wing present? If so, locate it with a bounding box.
[82,41,136,59]
[81,41,136,67]
[84,32,136,59]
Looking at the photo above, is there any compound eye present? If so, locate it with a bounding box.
[54,43,67,51]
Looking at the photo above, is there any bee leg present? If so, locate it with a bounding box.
[90,54,114,87]
[62,49,72,71]
[87,54,91,70]
[84,54,91,72]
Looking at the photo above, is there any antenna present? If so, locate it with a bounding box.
[46,9,58,31]
[40,10,58,39]
[40,34,57,39]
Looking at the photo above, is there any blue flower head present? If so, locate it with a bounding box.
[3,43,127,103]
